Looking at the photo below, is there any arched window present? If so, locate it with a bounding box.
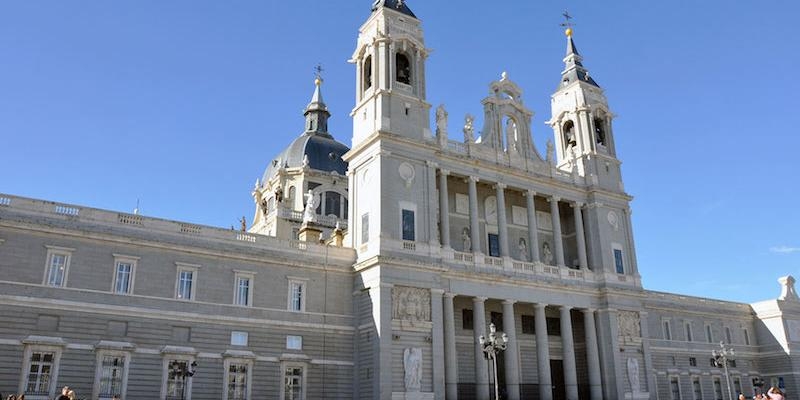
[396,53,411,85]
[287,186,296,206]
[324,191,342,217]
[594,117,607,146]
[363,56,373,90]
[563,120,576,149]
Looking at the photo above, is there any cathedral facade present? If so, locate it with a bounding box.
[1,2,799,400]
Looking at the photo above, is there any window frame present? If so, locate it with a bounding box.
[230,331,249,347]
[159,351,196,400]
[223,357,253,400]
[663,319,672,341]
[706,324,714,343]
[399,201,417,242]
[685,322,693,342]
[287,277,308,312]
[112,254,139,295]
[43,245,74,288]
[670,375,682,400]
[280,361,308,400]
[612,243,625,274]
[92,348,131,400]
[232,270,255,307]
[692,376,703,400]
[286,335,303,351]
[175,263,200,301]
[18,339,65,400]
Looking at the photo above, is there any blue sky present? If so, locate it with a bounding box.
[1,1,798,303]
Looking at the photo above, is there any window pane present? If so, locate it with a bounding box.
[614,249,624,274]
[227,363,248,400]
[488,234,500,257]
[115,262,132,293]
[402,209,415,241]
[48,254,66,286]
[325,192,341,217]
[284,366,304,400]
[178,271,193,299]
[236,277,250,306]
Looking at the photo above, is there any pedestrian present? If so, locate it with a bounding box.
[767,387,784,400]
[56,386,70,400]
[66,390,76,400]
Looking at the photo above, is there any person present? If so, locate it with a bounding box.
[739,394,746,400]
[767,387,784,400]
[56,386,70,400]
[66,390,76,400]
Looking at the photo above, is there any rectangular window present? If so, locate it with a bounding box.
[546,317,561,336]
[490,312,503,332]
[689,357,697,367]
[725,327,732,344]
[231,331,248,347]
[112,255,138,295]
[686,323,693,342]
[521,315,535,334]
[401,209,415,241]
[706,325,713,343]
[284,366,305,400]
[165,359,192,400]
[692,377,703,400]
[729,360,736,368]
[325,192,341,218]
[488,233,500,257]
[44,247,73,287]
[361,213,369,244]
[175,263,199,301]
[614,248,625,274]
[25,351,55,396]
[233,272,254,306]
[462,309,474,330]
[713,378,723,400]
[226,363,249,400]
[664,320,672,340]
[670,376,682,400]
[744,329,750,345]
[288,279,307,312]
[98,355,126,399]
[286,335,302,350]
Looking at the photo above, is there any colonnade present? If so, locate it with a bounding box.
[438,169,589,269]
[441,293,603,400]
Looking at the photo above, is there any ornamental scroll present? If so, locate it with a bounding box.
[392,286,431,324]
[618,311,641,338]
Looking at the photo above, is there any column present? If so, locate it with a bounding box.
[439,170,451,248]
[525,190,540,262]
[443,293,458,400]
[573,202,588,270]
[473,297,490,400]
[535,303,553,400]
[496,183,509,257]
[502,300,521,400]
[560,306,578,400]
[427,161,439,247]
[583,308,603,400]
[468,177,481,254]
[549,196,565,267]
[369,283,393,400]
[431,289,445,400]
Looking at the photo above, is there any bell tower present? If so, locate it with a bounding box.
[547,26,623,193]
[350,0,432,147]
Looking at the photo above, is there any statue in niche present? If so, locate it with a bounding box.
[274,186,283,203]
[542,241,554,265]
[392,286,431,324]
[463,114,475,143]
[627,357,640,394]
[462,227,472,252]
[618,311,641,338]
[260,198,268,216]
[302,190,317,223]
[546,139,555,165]
[435,105,448,136]
[518,238,528,262]
[404,348,422,392]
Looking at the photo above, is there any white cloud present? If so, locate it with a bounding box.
[770,246,800,254]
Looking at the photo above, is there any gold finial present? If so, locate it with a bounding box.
[314,63,324,86]
[560,11,574,37]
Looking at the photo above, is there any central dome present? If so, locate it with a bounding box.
[261,132,349,183]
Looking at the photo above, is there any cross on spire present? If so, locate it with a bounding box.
[314,63,324,81]
[560,11,574,29]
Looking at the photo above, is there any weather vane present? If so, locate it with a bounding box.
[560,10,575,36]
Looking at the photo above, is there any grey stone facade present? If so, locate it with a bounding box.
[1,2,799,400]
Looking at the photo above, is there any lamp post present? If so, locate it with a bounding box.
[479,322,508,400]
[712,342,735,400]
[169,360,197,400]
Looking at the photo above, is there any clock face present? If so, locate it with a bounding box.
[485,196,498,225]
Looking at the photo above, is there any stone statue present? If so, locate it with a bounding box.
[303,190,317,223]
[404,348,422,392]
[463,114,475,143]
[518,238,528,262]
[542,241,553,265]
[302,154,310,168]
[546,139,555,165]
[260,198,268,216]
[274,186,283,203]
[435,104,448,136]
[462,227,472,252]
[239,216,246,232]
[779,276,799,301]
[627,357,640,394]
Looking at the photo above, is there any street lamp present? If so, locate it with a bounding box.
[712,342,735,400]
[479,322,508,400]
[169,360,197,400]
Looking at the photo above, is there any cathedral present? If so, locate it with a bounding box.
[2,2,800,400]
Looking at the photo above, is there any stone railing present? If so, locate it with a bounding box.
[446,249,595,283]
[0,193,356,262]
[276,207,348,230]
